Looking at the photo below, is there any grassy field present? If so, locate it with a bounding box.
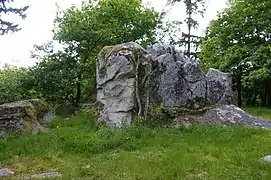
[243,106,271,120]
[1,110,271,179]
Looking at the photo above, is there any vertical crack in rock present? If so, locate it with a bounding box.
[97,42,234,128]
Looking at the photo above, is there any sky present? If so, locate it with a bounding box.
[0,0,228,68]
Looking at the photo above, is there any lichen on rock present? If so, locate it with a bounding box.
[98,42,146,72]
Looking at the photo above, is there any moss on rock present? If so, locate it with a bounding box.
[98,44,142,71]
[0,99,53,136]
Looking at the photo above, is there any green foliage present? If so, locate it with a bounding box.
[54,0,162,47]
[28,51,79,105]
[137,105,176,127]
[78,107,99,120]
[77,105,100,128]
[1,116,271,179]
[200,0,271,106]
[167,0,206,57]
[0,65,38,104]
[30,0,164,106]
[54,103,79,117]
[243,106,271,120]
[0,0,29,35]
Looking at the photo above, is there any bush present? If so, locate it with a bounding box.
[135,105,176,127]
[0,65,37,104]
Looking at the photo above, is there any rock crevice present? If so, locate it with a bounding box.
[96,42,234,128]
[95,42,271,130]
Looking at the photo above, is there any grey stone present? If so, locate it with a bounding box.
[97,42,235,128]
[259,155,271,162]
[0,129,5,137]
[22,171,62,179]
[206,68,233,105]
[186,79,207,108]
[40,112,55,121]
[199,105,271,129]
[183,61,205,83]
[97,48,136,128]
[147,43,177,58]
[151,53,188,107]
[0,99,53,137]
[148,43,208,109]
[0,168,14,176]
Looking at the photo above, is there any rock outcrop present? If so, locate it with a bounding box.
[0,99,54,137]
[96,42,234,128]
[196,105,271,129]
[148,44,233,109]
[206,69,233,105]
[96,45,136,128]
[171,104,271,129]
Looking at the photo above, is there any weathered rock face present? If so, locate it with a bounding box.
[206,68,233,105]
[97,45,136,128]
[96,42,233,128]
[0,99,54,137]
[147,44,233,108]
[172,105,271,129]
[199,105,271,129]
[148,44,207,108]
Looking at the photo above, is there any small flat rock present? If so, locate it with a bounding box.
[0,168,15,176]
[0,129,5,137]
[259,155,271,162]
[28,171,62,179]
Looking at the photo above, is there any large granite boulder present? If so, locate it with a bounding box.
[96,42,234,128]
[0,99,54,137]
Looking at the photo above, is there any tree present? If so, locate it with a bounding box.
[32,0,163,106]
[0,64,36,104]
[154,18,183,45]
[200,0,271,106]
[0,0,29,35]
[167,0,206,58]
[28,51,79,105]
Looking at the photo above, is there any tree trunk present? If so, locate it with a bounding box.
[252,91,257,106]
[261,86,267,106]
[267,83,271,106]
[260,91,266,106]
[187,14,191,58]
[237,75,242,107]
[75,74,82,107]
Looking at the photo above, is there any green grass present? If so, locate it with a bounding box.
[243,106,271,120]
[1,115,271,179]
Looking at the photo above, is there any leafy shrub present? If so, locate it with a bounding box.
[136,105,176,127]
[0,65,37,104]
